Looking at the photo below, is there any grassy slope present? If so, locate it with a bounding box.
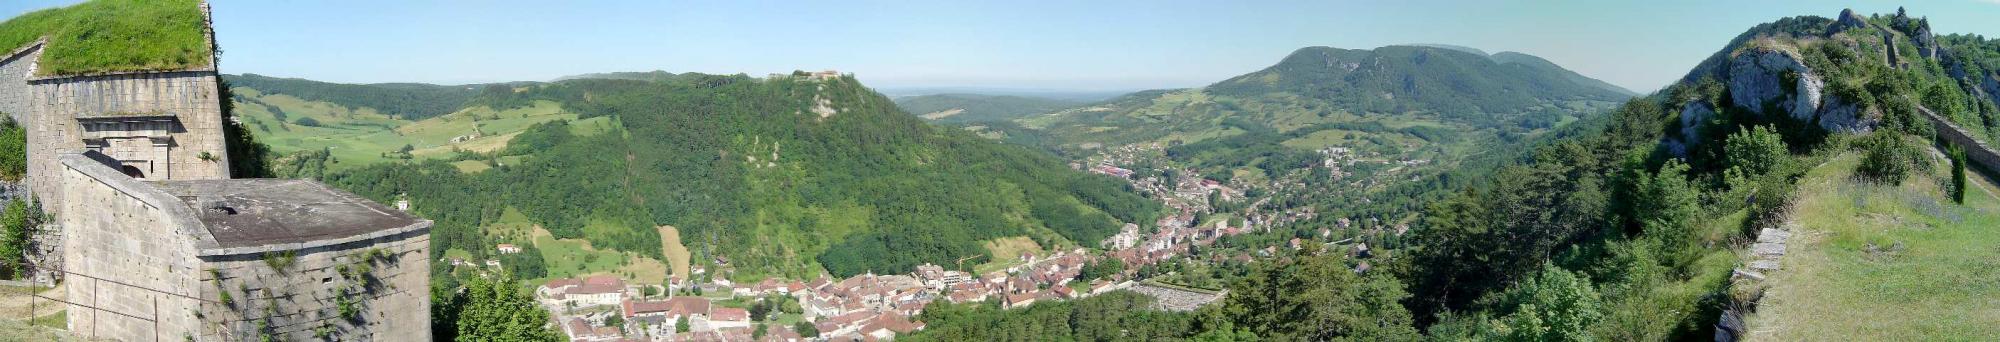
[1747,152,2000,340]
[500,208,668,286]
[0,0,209,76]
[234,88,579,170]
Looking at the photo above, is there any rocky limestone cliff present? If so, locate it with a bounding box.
[1727,47,1823,121]
[1664,9,1959,154]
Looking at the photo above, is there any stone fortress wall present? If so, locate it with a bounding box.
[0,1,233,213]
[24,69,235,205]
[57,153,207,341]
[14,2,433,340]
[59,153,434,341]
[197,228,430,341]
[0,41,39,125]
[1918,104,2000,174]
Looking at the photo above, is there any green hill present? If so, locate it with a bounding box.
[991,46,1630,224]
[225,74,486,120]
[1207,45,1632,117]
[225,80,591,171]
[1395,8,2000,339]
[1016,45,1631,152]
[895,93,1083,123]
[270,74,1160,281]
[0,0,210,76]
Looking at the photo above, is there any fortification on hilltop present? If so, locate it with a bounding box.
[0,1,432,340]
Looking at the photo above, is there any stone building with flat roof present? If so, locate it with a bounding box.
[59,152,432,341]
[0,1,433,341]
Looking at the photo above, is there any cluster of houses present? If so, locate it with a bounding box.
[537,271,939,341]
[922,250,1107,309]
[534,244,1154,342]
[1088,163,1135,178]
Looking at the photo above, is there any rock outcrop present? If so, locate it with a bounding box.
[1667,102,1715,156]
[1815,93,1880,133]
[1830,9,1869,34]
[1729,47,1823,122]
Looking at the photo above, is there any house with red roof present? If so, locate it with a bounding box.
[1004,292,1040,309]
[709,307,750,329]
[816,311,874,337]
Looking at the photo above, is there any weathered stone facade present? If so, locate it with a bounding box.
[58,153,433,341]
[22,69,234,210]
[57,153,207,341]
[0,41,40,124]
[0,3,232,213]
[196,226,430,341]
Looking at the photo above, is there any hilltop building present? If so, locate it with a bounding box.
[0,1,432,340]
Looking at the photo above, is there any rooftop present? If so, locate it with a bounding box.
[149,178,425,249]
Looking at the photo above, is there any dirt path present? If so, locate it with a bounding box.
[659,225,691,279]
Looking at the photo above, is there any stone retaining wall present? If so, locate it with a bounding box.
[1917,104,2000,173]
[1127,283,1225,312]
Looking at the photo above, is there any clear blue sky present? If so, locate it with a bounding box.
[6,1,1999,93]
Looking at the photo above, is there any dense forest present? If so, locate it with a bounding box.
[282,73,1161,281]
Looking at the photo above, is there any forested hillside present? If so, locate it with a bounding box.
[911,8,2000,340]
[1017,45,1631,151]
[278,74,1160,280]
[225,74,485,120]
[981,46,1634,249]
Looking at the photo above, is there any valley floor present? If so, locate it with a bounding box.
[1746,152,2000,340]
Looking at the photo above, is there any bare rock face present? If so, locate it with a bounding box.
[1667,101,1715,156]
[1816,93,1881,133]
[1679,101,1714,143]
[1729,48,1824,122]
[1915,25,1939,60]
[1832,8,1869,34]
[1981,74,2000,110]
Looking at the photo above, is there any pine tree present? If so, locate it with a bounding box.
[1951,145,1968,204]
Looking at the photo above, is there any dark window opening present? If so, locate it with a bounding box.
[119,165,145,179]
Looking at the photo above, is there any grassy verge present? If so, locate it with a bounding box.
[1745,152,2000,340]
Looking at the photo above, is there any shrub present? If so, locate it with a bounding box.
[1950,144,1968,204]
[1724,126,1789,177]
[0,119,24,181]
[1857,133,1917,185]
